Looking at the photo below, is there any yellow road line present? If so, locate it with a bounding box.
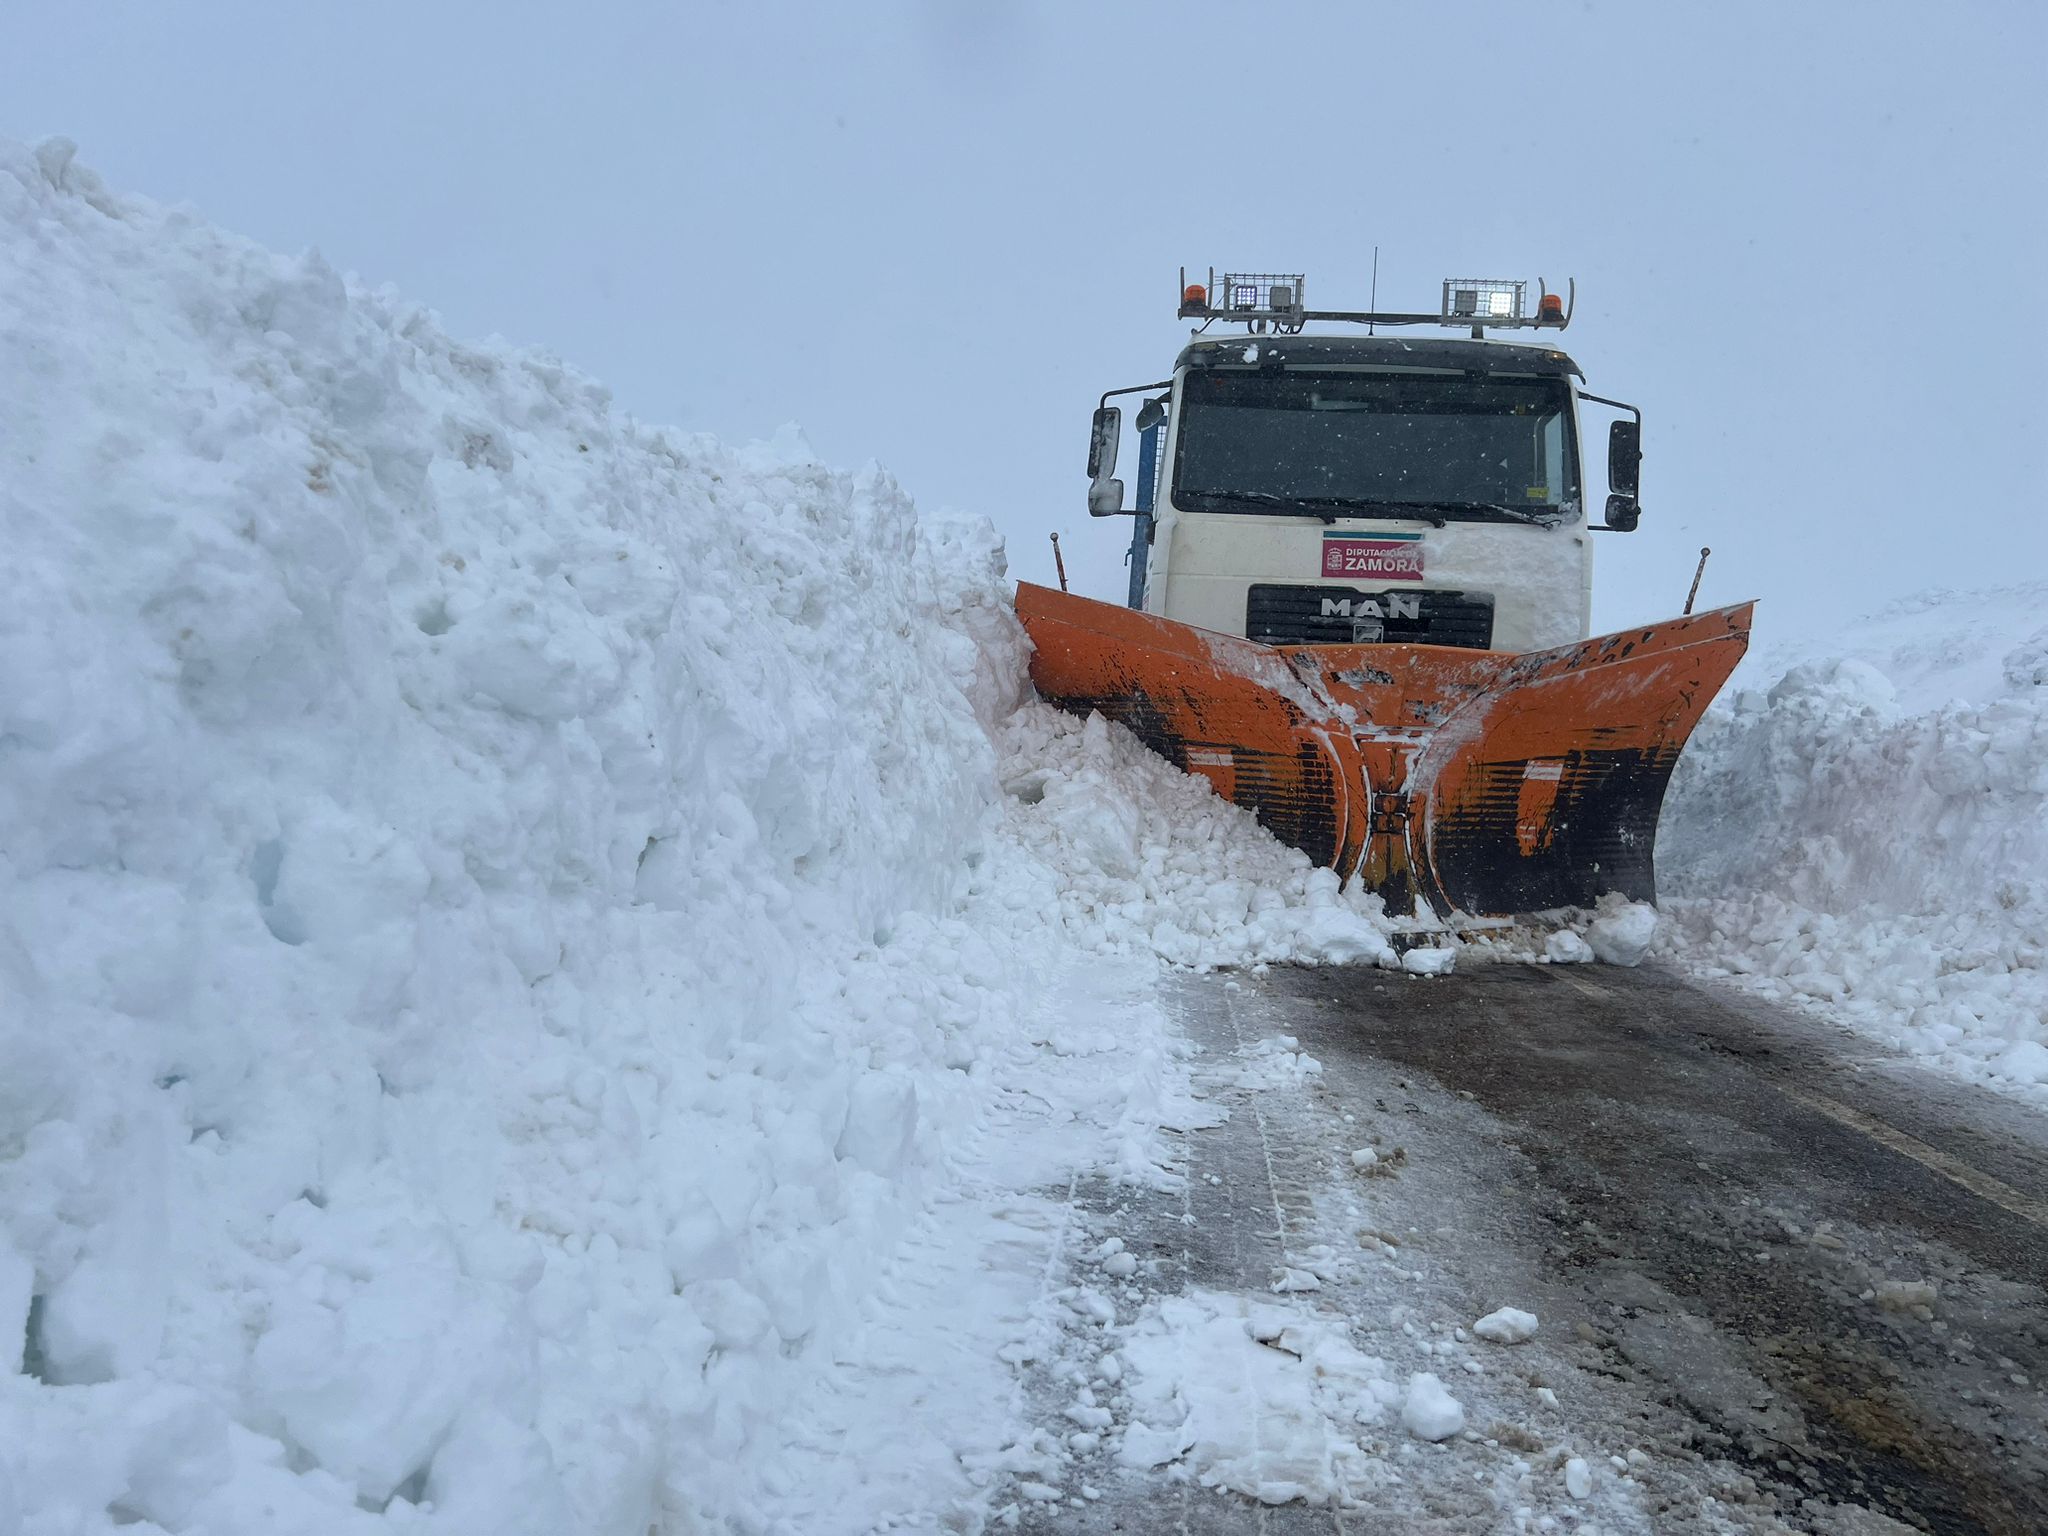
[1534,962,2046,1231]
[1778,1084,2048,1231]
[1547,966,1610,1001]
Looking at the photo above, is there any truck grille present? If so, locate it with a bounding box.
[1246,584,1496,649]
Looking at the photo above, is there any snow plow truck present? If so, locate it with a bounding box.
[1016,270,1752,921]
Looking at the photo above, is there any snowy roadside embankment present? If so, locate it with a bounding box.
[0,135,1040,1532]
[0,138,1404,1533]
[1658,583,2048,1099]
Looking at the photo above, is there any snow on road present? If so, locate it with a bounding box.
[727,957,1205,1531]
[984,976,1859,1536]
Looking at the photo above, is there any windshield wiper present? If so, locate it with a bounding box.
[1192,492,1564,528]
[1458,501,1566,526]
[1292,496,1444,526]
[1197,489,1339,523]
[1368,499,1567,527]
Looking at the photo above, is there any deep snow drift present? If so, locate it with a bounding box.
[0,139,1400,1533]
[1,133,1012,1532]
[1658,582,2048,1098]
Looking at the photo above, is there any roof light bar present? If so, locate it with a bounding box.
[1176,267,1573,334]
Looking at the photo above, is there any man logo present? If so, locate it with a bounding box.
[1319,593,1421,622]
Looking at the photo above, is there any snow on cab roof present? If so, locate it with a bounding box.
[1176,333,1585,379]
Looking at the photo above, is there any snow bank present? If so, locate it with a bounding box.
[1658,584,2048,1099]
[0,138,1409,1532]
[0,136,1036,1531]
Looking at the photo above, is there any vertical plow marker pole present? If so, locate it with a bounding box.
[1684,547,1711,616]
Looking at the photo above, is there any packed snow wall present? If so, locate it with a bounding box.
[0,137,1039,1531]
[0,134,1412,1536]
[1658,584,2048,1094]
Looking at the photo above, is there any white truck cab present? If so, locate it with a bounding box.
[1034,273,1739,919]
[1087,273,1644,656]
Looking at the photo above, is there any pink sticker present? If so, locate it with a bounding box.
[1321,539,1424,581]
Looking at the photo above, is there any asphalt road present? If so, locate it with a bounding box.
[1019,961,2048,1535]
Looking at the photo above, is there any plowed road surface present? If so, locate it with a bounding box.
[1018,962,2047,1536]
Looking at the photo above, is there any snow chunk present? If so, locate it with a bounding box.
[1992,1040,2048,1087]
[1471,1307,1539,1344]
[1118,1291,1400,1502]
[1564,1455,1594,1498]
[1587,896,1659,967]
[1222,1036,1323,1090]
[1041,773,1144,880]
[1401,945,1458,977]
[1400,1372,1465,1441]
[1544,929,1594,965]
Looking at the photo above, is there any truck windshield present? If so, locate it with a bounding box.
[1172,368,1580,522]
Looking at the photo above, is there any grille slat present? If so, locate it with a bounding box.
[1246,584,1496,649]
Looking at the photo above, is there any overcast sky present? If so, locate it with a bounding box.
[8,1,2043,640]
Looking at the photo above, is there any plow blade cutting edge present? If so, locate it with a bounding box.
[1015,582,1753,919]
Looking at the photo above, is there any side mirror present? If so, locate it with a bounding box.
[1605,419,1642,531]
[1087,405,1126,516]
[1608,419,1641,497]
[1087,406,1121,480]
[1133,394,1168,435]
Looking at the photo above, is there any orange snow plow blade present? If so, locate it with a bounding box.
[1015,582,1752,918]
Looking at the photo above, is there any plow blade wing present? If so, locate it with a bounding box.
[1015,582,1752,919]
